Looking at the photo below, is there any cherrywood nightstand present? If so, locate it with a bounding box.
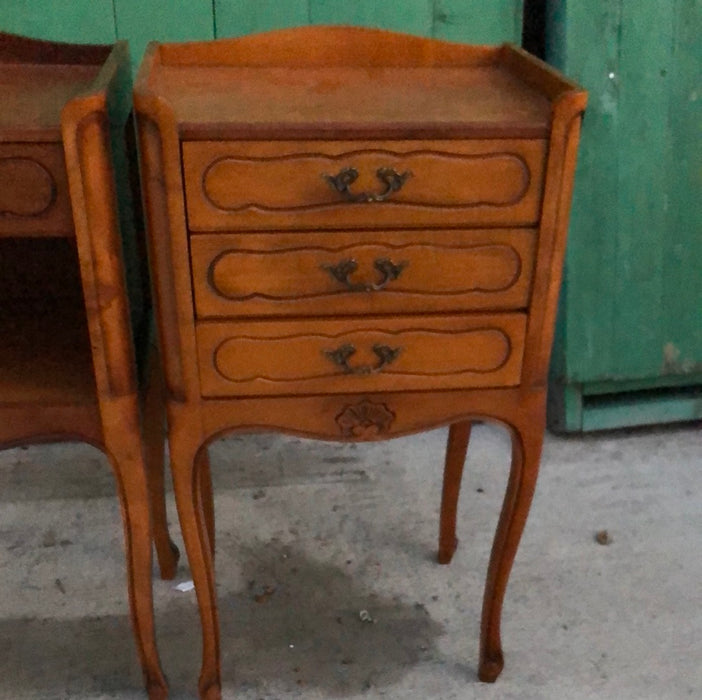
[0,33,178,699]
[135,26,586,699]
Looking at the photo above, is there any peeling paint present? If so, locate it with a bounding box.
[599,90,618,116]
[663,342,680,366]
[662,343,702,375]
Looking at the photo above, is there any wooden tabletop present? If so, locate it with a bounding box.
[0,32,111,142]
[0,64,101,141]
[137,27,580,141]
[154,63,552,140]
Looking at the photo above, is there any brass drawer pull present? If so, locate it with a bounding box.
[321,257,408,292]
[323,343,402,375]
[323,166,411,203]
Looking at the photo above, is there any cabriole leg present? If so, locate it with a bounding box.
[170,429,221,699]
[105,414,168,700]
[196,449,215,559]
[143,346,179,579]
[478,409,545,682]
[438,421,471,564]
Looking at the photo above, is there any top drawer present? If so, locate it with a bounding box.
[182,140,547,231]
[0,143,74,237]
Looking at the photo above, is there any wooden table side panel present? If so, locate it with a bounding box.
[522,93,587,387]
[135,83,210,403]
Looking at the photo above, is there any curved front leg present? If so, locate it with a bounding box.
[438,421,471,564]
[105,422,168,699]
[143,345,180,580]
[170,428,221,699]
[196,449,215,560]
[478,406,545,682]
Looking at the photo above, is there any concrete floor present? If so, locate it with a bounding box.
[0,422,700,699]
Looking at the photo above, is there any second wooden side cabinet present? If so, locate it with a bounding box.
[135,26,586,699]
[0,32,178,698]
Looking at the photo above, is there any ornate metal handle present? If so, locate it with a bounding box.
[321,257,408,292]
[323,343,402,375]
[323,167,411,203]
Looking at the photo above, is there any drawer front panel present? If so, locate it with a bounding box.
[191,229,536,318]
[0,143,73,236]
[182,140,547,231]
[196,313,526,397]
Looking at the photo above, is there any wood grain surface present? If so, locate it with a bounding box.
[183,140,547,230]
[190,228,536,317]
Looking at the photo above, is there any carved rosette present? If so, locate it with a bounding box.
[335,399,395,439]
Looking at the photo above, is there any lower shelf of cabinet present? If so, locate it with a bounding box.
[0,299,95,405]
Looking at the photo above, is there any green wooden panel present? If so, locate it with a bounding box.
[584,373,702,396]
[217,1,522,41]
[114,0,214,67]
[547,382,583,433]
[613,1,673,379]
[661,0,702,378]
[0,0,116,43]
[550,378,702,433]
[309,0,433,35]
[547,0,702,431]
[581,389,702,432]
[214,0,309,37]
[433,0,524,43]
[547,0,622,385]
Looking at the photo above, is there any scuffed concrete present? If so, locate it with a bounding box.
[0,422,700,699]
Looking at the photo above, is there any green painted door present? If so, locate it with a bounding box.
[546,0,702,431]
[113,1,215,67]
[1,1,524,65]
[214,0,524,42]
[0,1,117,43]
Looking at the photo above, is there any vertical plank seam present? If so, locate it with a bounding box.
[615,0,623,67]
[612,0,623,380]
[663,0,677,363]
[111,0,119,40]
[212,0,218,38]
[515,0,524,46]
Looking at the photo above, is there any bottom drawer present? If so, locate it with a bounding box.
[196,313,526,397]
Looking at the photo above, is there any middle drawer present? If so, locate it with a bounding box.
[190,229,536,318]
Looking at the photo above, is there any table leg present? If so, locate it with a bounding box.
[196,449,215,560]
[478,412,544,682]
[170,430,221,700]
[143,346,179,580]
[105,403,168,699]
[438,421,472,564]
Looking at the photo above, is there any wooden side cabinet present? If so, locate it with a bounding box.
[135,26,586,699]
[0,33,178,699]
